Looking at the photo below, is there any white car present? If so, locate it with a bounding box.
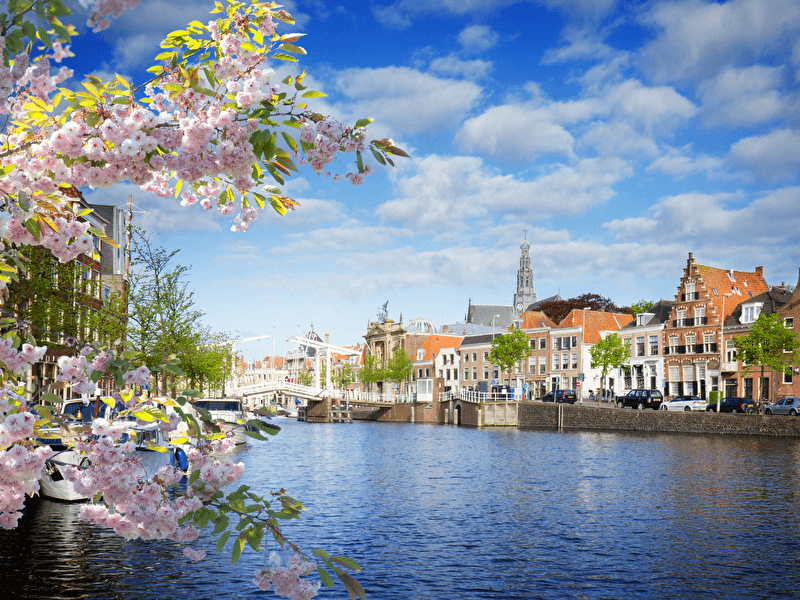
[660,395,708,412]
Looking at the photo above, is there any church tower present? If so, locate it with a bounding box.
[513,229,536,316]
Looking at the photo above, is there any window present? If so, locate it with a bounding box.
[554,338,561,350]
[571,353,578,369]
[539,338,546,350]
[668,336,679,355]
[703,332,715,353]
[685,334,696,353]
[539,356,546,375]
[553,354,560,370]
[785,317,795,329]
[438,369,443,378]
[694,305,706,325]
[472,352,477,362]
[463,353,469,363]
[562,354,568,370]
[472,366,477,380]
[649,335,659,355]
[676,309,687,326]
[725,339,737,362]
[483,351,489,361]
[685,282,697,300]
[483,366,489,379]
[740,303,763,324]
[561,336,570,350]
[463,369,469,380]
[784,371,794,384]
[636,336,645,357]
[571,335,577,348]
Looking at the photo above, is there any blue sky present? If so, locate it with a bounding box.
[64,0,800,361]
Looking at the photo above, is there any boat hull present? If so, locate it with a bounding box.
[40,450,86,502]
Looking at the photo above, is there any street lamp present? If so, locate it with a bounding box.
[717,292,732,413]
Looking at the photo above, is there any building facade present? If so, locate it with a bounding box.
[664,252,769,400]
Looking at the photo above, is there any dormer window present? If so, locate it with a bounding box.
[740,303,763,324]
[416,349,425,361]
[636,313,652,327]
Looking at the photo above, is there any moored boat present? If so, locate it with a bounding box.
[37,397,185,501]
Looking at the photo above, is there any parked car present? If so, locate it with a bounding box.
[660,395,708,412]
[764,397,800,416]
[705,397,756,414]
[616,389,664,410]
[540,389,577,404]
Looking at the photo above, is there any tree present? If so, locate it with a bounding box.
[0,0,406,596]
[384,349,413,391]
[629,299,655,315]
[540,293,630,324]
[589,333,630,406]
[735,312,800,405]
[333,362,356,389]
[359,353,384,392]
[488,328,532,383]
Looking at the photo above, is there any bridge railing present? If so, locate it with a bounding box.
[231,381,415,405]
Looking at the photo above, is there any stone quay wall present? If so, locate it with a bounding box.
[352,400,800,437]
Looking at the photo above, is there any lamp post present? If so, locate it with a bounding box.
[717,292,732,413]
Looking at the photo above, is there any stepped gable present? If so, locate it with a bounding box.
[693,261,768,323]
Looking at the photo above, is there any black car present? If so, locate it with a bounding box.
[540,389,577,404]
[706,397,757,414]
[616,389,664,410]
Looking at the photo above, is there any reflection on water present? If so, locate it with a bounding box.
[3,421,800,599]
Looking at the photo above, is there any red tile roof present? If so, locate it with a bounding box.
[558,309,634,343]
[415,334,464,362]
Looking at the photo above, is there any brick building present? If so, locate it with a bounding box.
[664,252,769,400]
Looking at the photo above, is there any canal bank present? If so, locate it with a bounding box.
[347,400,800,437]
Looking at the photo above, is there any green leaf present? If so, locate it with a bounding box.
[301,90,326,98]
[246,525,264,552]
[331,556,362,572]
[163,362,185,376]
[354,118,373,129]
[216,530,230,553]
[17,191,29,211]
[317,566,335,589]
[230,533,245,565]
[211,515,230,535]
[333,567,367,600]
[278,42,306,55]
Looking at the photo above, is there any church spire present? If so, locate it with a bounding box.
[513,227,536,316]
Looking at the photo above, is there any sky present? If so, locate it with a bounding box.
[60,0,800,361]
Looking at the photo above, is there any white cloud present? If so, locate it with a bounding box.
[457,25,500,54]
[455,104,576,162]
[729,129,800,183]
[697,65,790,127]
[429,55,492,79]
[603,79,698,133]
[329,67,482,137]
[639,0,800,83]
[605,187,800,249]
[646,145,726,179]
[377,154,631,230]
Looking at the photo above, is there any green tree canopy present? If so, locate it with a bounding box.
[734,312,800,403]
[589,333,630,404]
[385,349,413,386]
[629,299,656,315]
[488,328,532,379]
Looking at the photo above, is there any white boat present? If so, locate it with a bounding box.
[38,397,184,502]
[192,397,250,445]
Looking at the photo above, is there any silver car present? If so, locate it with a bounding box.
[660,395,708,412]
[764,397,800,416]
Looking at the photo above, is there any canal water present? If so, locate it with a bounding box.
[3,419,800,599]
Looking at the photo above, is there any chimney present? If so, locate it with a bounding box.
[755,266,763,276]
[443,325,449,333]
